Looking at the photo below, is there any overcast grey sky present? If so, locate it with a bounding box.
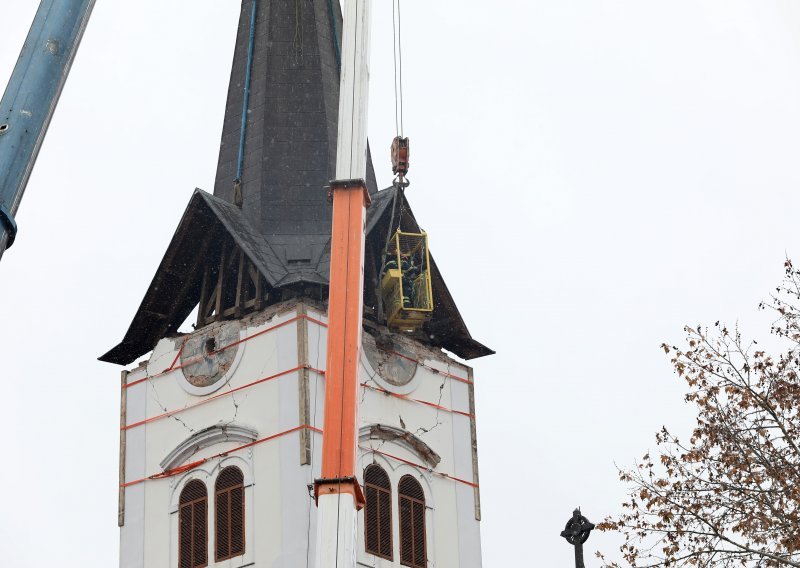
[2,1,799,566]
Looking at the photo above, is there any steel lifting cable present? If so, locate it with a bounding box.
[124,314,327,389]
[122,365,468,432]
[359,445,479,488]
[392,0,399,137]
[123,343,471,436]
[122,325,474,472]
[124,365,325,431]
[123,313,470,396]
[123,425,322,488]
[383,0,407,300]
[360,382,473,417]
[392,0,405,138]
[122,426,478,490]
[386,349,473,384]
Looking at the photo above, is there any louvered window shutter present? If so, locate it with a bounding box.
[179,480,208,568]
[364,464,393,560]
[215,467,245,561]
[399,475,426,568]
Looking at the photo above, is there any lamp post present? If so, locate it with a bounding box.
[561,508,595,568]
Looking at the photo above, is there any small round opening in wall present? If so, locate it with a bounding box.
[0,124,9,134]
[179,320,242,394]
[363,334,418,388]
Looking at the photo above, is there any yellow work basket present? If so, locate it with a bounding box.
[381,231,433,331]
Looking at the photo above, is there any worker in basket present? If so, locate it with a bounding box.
[402,254,422,309]
[382,252,411,308]
[383,253,398,272]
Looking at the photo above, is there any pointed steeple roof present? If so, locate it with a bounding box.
[213,0,377,274]
[100,0,492,365]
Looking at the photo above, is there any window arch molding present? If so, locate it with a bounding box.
[358,424,441,468]
[161,424,259,472]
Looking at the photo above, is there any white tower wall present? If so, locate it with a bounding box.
[119,300,482,568]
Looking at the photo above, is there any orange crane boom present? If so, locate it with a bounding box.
[313,0,372,567]
[316,179,370,504]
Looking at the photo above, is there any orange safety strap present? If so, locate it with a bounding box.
[167,336,189,372]
[124,314,328,389]
[214,314,328,354]
[359,445,479,489]
[122,424,323,487]
[387,350,473,385]
[360,382,473,418]
[125,366,472,432]
[123,365,325,431]
[124,316,471,392]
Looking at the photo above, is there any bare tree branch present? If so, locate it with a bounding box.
[599,261,800,568]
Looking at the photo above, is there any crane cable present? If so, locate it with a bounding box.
[392,0,405,138]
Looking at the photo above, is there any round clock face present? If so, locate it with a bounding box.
[363,335,418,387]
[180,321,241,391]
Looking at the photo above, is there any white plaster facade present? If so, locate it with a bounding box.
[119,300,482,568]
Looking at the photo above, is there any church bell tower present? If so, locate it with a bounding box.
[102,2,493,567]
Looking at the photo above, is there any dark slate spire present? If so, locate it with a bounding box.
[99,0,493,365]
[213,0,377,247]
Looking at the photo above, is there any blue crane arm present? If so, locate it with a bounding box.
[0,0,96,261]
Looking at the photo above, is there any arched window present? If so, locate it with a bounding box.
[398,475,426,568]
[364,464,392,559]
[215,466,245,561]
[179,480,208,568]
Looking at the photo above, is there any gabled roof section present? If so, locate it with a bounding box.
[198,191,287,285]
[101,186,492,365]
[100,190,286,365]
